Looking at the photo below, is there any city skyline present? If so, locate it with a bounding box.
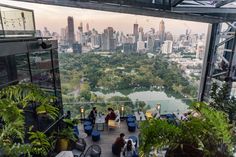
[2,0,209,36]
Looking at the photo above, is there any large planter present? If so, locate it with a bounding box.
[57,138,69,152]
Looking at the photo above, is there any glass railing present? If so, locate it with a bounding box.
[63,98,197,119]
[0,4,35,38]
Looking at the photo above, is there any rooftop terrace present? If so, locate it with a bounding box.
[78,120,139,157]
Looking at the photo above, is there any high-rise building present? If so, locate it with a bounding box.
[159,20,165,43]
[86,23,89,32]
[35,30,42,37]
[147,35,155,52]
[196,41,205,60]
[76,23,84,45]
[154,39,162,51]
[162,40,173,54]
[166,32,173,41]
[133,23,139,42]
[60,28,67,45]
[78,22,83,32]
[101,27,116,51]
[43,27,51,37]
[52,32,59,40]
[67,16,75,46]
[138,27,144,41]
[126,34,136,44]
[72,42,82,54]
[91,29,101,48]
[137,32,145,52]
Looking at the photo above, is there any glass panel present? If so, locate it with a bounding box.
[0,57,8,85]
[15,53,30,83]
[52,49,61,89]
[52,49,59,69]
[30,51,54,89]
[64,98,195,119]
[54,68,61,89]
[0,5,35,37]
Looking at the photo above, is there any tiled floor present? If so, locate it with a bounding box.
[78,120,140,157]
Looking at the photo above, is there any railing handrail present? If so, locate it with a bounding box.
[63,98,198,105]
[43,113,66,134]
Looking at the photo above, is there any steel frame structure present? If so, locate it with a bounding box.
[199,22,236,101]
[14,0,236,101]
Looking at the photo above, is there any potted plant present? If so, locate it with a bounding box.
[28,131,52,157]
[55,127,76,152]
[139,102,233,157]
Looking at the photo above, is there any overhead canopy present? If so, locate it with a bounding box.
[14,0,236,23]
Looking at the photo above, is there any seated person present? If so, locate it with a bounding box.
[105,107,116,123]
[123,140,135,157]
[88,107,97,124]
[112,133,126,156]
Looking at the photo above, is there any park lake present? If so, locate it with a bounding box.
[93,90,193,114]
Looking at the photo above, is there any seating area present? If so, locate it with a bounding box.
[72,111,183,157]
[77,118,140,157]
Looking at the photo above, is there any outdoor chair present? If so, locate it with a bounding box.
[71,138,87,157]
[114,110,121,128]
[108,110,120,131]
[84,144,101,157]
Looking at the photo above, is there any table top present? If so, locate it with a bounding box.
[56,151,73,157]
[79,132,87,138]
[95,115,105,124]
[134,111,146,121]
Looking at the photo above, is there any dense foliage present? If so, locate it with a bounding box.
[210,82,236,122]
[139,102,233,157]
[0,84,59,156]
[59,53,198,100]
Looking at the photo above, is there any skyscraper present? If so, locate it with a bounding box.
[86,23,90,32]
[138,27,144,41]
[147,35,155,52]
[166,32,173,41]
[67,16,75,46]
[161,40,173,54]
[133,23,139,42]
[196,41,205,60]
[78,22,83,32]
[101,27,116,51]
[137,32,145,53]
[159,20,165,43]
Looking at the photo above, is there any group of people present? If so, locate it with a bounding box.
[112,133,137,157]
[88,107,136,156]
[88,107,117,124]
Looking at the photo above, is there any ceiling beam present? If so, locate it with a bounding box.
[13,0,231,23]
[171,0,184,7]
[172,6,236,13]
[215,0,236,8]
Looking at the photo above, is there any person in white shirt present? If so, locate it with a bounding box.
[122,140,135,157]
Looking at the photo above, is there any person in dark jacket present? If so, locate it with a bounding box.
[88,107,97,124]
[112,133,126,156]
[105,107,116,123]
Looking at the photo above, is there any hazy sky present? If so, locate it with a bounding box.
[1,0,209,35]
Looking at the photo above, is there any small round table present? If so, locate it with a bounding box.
[79,132,87,139]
